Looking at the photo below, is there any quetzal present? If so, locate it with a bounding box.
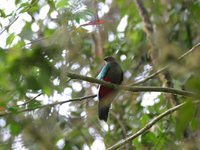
[97,56,123,122]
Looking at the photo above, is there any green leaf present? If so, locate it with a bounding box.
[56,0,68,9]
[154,137,166,150]
[42,86,53,96]
[140,114,150,126]
[18,2,29,12]
[26,75,40,91]
[0,9,6,18]
[19,2,38,13]
[6,33,15,46]
[141,132,156,146]
[190,118,199,132]
[7,107,18,113]
[15,0,20,5]
[27,100,42,108]
[175,100,196,138]
[19,23,33,40]
[186,76,200,96]
[10,122,20,135]
[27,5,39,13]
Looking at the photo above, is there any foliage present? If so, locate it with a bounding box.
[0,0,200,149]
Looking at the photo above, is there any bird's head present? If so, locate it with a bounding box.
[104,56,116,62]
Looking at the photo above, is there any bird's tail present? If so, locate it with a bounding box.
[98,87,116,122]
[98,103,111,122]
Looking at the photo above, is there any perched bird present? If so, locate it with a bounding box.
[97,56,123,122]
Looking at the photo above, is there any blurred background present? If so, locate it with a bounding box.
[0,0,200,149]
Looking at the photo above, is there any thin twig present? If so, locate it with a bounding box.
[135,0,153,34]
[0,0,38,35]
[132,65,168,85]
[0,16,19,35]
[25,37,51,45]
[107,102,186,150]
[132,43,200,85]
[67,72,195,97]
[20,93,43,106]
[0,94,97,117]
[177,42,200,60]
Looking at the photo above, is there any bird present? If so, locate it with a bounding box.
[97,56,123,122]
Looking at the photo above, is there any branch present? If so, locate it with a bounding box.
[132,66,168,85]
[19,93,43,106]
[0,16,19,35]
[0,0,38,35]
[67,72,195,97]
[18,79,71,106]
[107,102,186,150]
[177,42,200,61]
[0,94,96,117]
[134,0,153,35]
[132,42,200,85]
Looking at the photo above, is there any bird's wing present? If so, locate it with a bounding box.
[97,64,109,80]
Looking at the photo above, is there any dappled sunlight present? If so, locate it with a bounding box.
[141,92,161,107]
[0,0,199,149]
[91,138,106,150]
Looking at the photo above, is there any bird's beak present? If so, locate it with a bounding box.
[104,57,108,61]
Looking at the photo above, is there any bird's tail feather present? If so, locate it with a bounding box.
[98,104,111,122]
